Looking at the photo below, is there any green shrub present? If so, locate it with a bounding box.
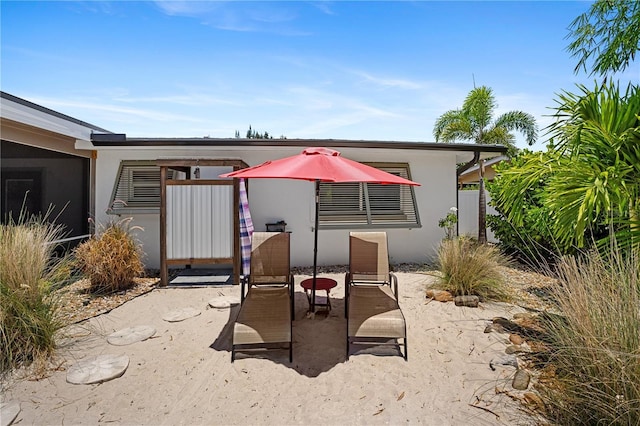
[0,215,70,374]
[432,237,511,301]
[540,248,640,424]
[74,217,144,294]
[486,150,567,265]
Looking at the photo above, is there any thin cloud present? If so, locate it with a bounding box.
[113,94,242,107]
[349,70,424,90]
[311,2,336,16]
[277,85,405,138]
[153,1,221,17]
[27,96,204,123]
[153,1,310,35]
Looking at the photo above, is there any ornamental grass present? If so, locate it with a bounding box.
[0,213,70,374]
[539,248,640,425]
[73,217,144,294]
[433,237,511,301]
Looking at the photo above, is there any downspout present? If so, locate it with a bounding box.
[456,150,481,176]
[455,151,480,237]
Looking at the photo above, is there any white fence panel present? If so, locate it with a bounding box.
[191,185,233,258]
[458,190,498,243]
[167,185,233,260]
[167,185,191,259]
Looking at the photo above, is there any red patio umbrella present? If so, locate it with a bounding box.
[220,147,420,311]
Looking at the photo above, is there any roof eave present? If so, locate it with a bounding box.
[1,91,111,134]
[89,134,508,155]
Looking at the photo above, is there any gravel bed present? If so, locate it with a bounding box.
[55,263,557,325]
[55,277,159,325]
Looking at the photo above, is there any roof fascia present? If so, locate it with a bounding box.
[89,134,508,156]
[0,91,111,140]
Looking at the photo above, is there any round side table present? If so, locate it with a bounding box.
[300,277,337,311]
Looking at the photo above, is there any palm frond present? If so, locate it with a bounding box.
[433,109,473,143]
[462,86,496,131]
[494,110,538,146]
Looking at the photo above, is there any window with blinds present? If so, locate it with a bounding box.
[108,161,174,214]
[318,163,421,229]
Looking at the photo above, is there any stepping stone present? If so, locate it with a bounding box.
[208,296,237,309]
[66,354,129,385]
[107,325,156,346]
[1,401,20,426]
[162,307,201,322]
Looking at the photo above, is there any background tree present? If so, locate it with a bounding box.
[487,149,563,263]
[546,81,640,250]
[236,125,286,139]
[490,81,640,253]
[433,86,538,157]
[567,0,640,77]
[433,85,538,243]
[245,125,273,139]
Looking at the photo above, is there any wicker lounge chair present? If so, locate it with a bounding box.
[232,232,294,362]
[345,232,407,360]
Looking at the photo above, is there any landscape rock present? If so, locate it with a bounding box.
[489,354,518,370]
[512,369,531,390]
[505,345,524,355]
[425,289,454,302]
[454,295,479,307]
[509,334,525,345]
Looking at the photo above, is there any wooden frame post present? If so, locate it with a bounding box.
[160,165,168,287]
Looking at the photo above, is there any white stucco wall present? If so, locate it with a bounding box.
[458,189,498,243]
[93,145,460,269]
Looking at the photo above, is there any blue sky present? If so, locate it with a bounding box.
[2,1,637,151]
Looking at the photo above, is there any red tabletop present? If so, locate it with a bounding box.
[300,277,337,292]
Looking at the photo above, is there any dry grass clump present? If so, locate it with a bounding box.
[433,237,512,301]
[0,215,70,374]
[74,217,144,294]
[540,248,640,424]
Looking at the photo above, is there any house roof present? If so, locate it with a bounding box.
[458,155,509,177]
[0,91,508,162]
[458,155,509,184]
[90,133,508,162]
[1,91,111,140]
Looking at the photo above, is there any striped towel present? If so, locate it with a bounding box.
[239,179,254,276]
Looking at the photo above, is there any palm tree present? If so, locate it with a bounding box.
[545,81,640,251]
[433,86,538,156]
[488,82,640,252]
[433,86,538,243]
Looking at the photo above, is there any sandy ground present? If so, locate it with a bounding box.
[1,272,541,425]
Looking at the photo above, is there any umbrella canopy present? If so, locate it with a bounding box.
[221,147,420,184]
[220,147,420,311]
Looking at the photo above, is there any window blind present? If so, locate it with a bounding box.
[108,161,174,214]
[318,163,420,229]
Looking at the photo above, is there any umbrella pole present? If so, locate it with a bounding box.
[311,180,320,313]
